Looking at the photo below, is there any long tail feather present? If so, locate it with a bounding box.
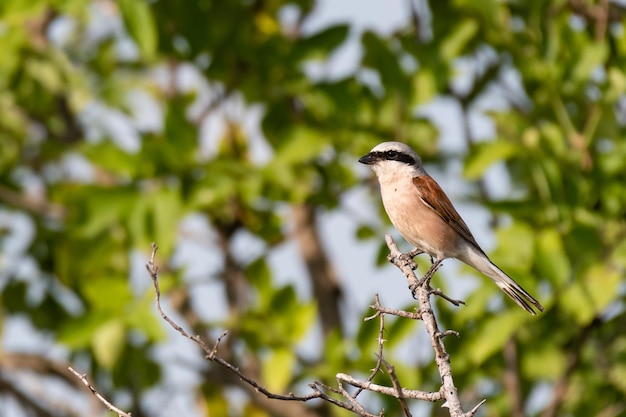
[484,262,544,314]
[460,248,544,315]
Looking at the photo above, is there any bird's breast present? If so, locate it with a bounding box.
[378,177,459,259]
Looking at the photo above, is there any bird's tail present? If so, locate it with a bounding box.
[461,249,544,315]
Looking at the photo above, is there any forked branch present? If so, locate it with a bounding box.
[384,235,485,417]
[142,241,483,417]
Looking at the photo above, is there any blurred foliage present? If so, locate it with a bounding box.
[0,0,625,417]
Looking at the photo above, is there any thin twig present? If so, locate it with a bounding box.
[467,399,487,416]
[337,373,442,402]
[370,304,420,320]
[436,330,461,339]
[145,243,322,403]
[146,241,485,417]
[381,358,412,417]
[308,381,379,417]
[354,294,386,398]
[429,288,466,307]
[67,366,132,417]
[367,301,421,320]
[147,243,420,417]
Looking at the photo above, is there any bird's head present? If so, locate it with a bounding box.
[358,141,424,178]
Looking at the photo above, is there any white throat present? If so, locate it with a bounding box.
[371,160,425,183]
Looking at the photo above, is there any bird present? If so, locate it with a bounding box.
[359,141,544,315]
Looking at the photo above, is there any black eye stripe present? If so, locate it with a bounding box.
[372,150,415,165]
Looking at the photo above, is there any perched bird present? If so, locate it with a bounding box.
[359,141,544,315]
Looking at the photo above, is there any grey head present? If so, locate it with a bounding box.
[358,141,425,177]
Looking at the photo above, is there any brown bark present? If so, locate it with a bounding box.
[292,204,343,336]
[503,339,525,417]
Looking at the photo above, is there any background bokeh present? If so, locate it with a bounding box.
[1,0,626,416]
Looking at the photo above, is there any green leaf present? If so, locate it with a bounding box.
[566,224,603,265]
[293,24,349,61]
[521,343,566,379]
[405,119,438,153]
[466,310,527,366]
[150,187,183,254]
[355,224,376,240]
[57,312,109,348]
[262,347,295,392]
[203,390,230,417]
[571,41,608,84]
[612,238,626,269]
[124,299,165,342]
[285,301,316,342]
[583,264,620,313]
[83,276,133,312]
[269,285,317,343]
[273,125,327,164]
[606,67,626,102]
[246,257,273,307]
[561,264,619,324]
[535,229,571,288]
[111,342,161,389]
[75,188,136,238]
[384,313,418,348]
[117,0,158,61]
[609,362,626,393]
[361,31,408,93]
[464,140,519,179]
[456,282,494,324]
[560,281,595,325]
[25,58,63,93]
[127,191,151,248]
[82,141,139,179]
[92,319,126,369]
[539,122,567,157]
[412,70,437,106]
[490,222,535,273]
[440,18,478,61]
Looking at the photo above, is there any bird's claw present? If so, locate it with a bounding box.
[409,280,419,299]
[398,252,418,270]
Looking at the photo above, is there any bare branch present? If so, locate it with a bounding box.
[503,339,524,417]
[293,204,344,336]
[354,294,387,398]
[368,297,421,320]
[0,374,61,417]
[145,243,323,403]
[146,240,488,417]
[336,373,441,402]
[381,358,412,417]
[0,185,66,220]
[308,381,380,417]
[68,366,132,417]
[384,235,486,417]
[541,318,599,417]
[429,288,466,307]
[467,399,487,416]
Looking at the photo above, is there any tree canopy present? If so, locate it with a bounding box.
[1,1,626,416]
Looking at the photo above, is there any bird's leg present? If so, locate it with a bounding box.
[420,258,443,287]
[419,258,466,306]
[409,258,443,298]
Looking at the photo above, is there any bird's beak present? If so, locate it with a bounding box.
[358,153,377,165]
